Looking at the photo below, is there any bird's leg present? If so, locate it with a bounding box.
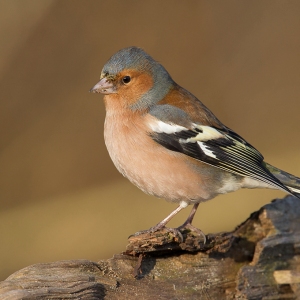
[132,202,188,240]
[150,203,186,231]
[179,202,199,226]
[177,203,206,243]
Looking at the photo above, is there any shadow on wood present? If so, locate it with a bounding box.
[1,196,300,299]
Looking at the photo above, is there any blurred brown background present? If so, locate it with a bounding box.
[1,0,300,280]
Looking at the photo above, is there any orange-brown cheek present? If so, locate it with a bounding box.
[119,73,153,107]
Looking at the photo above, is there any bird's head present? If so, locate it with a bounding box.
[90,47,174,110]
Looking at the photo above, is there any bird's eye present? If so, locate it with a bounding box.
[122,76,131,84]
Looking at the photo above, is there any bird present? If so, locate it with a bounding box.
[90,46,300,242]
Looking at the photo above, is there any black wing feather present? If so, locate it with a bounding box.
[150,126,292,194]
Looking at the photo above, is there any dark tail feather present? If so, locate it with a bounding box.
[265,162,300,197]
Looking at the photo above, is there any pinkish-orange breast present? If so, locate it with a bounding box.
[103,107,229,204]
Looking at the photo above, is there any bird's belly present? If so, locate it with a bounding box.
[104,118,229,204]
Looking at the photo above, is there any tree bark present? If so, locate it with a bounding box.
[1,196,300,299]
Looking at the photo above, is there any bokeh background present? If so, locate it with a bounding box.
[1,1,300,280]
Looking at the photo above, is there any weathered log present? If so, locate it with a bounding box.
[1,196,300,299]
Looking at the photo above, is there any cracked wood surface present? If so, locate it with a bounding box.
[1,196,300,299]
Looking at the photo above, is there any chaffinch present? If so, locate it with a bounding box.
[90,46,300,242]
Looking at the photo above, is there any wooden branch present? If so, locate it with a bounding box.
[1,196,300,299]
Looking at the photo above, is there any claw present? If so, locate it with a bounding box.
[177,223,206,244]
[130,226,184,243]
[129,202,205,244]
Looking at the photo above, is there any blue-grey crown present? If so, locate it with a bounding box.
[102,47,174,110]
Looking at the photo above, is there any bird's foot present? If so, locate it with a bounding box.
[130,226,184,242]
[177,223,206,244]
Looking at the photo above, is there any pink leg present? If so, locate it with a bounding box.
[181,203,199,226]
[133,202,206,243]
[151,204,186,231]
[177,203,206,243]
[133,204,186,240]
